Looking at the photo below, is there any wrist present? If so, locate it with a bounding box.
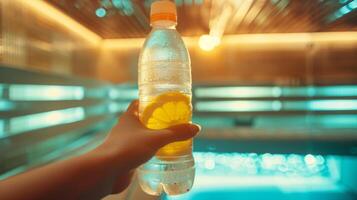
[87,142,126,171]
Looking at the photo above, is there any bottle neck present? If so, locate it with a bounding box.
[151,20,177,29]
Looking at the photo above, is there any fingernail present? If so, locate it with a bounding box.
[191,124,201,132]
[197,124,202,131]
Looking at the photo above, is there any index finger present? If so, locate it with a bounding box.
[126,100,139,116]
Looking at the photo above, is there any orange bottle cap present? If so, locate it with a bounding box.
[150,0,177,23]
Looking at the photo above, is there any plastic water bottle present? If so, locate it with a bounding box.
[137,0,194,196]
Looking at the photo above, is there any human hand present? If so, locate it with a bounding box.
[0,100,200,200]
[96,100,200,193]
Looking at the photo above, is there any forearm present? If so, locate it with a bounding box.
[0,100,199,200]
[0,148,124,200]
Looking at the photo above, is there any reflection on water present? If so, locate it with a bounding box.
[166,152,344,200]
[194,152,328,177]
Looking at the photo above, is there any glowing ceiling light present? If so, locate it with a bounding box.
[328,0,357,22]
[95,8,107,18]
[198,34,221,51]
[348,0,357,9]
[340,5,352,15]
[112,0,134,16]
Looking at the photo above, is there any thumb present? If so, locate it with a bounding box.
[148,123,201,148]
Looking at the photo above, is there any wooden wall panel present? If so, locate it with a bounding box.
[0,0,99,79]
[97,40,357,85]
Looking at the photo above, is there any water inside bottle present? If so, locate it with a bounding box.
[138,61,195,195]
[137,155,195,195]
[137,11,194,195]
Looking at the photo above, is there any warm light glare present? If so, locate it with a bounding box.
[102,32,357,50]
[102,38,145,49]
[19,0,101,45]
[221,32,357,45]
[198,34,221,51]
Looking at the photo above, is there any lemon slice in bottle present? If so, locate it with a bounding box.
[140,91,192,157]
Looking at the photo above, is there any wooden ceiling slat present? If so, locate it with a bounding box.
[256,2,279,33]
[271,0,310,33]
[257,0,290,33]
[286,1,324,33]
[251,1,278,33]
[243,0,268,33]
[45,0,357,39]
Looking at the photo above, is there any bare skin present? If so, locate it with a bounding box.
[0,100,200,200]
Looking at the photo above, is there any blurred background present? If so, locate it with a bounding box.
[0,0,357,199]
